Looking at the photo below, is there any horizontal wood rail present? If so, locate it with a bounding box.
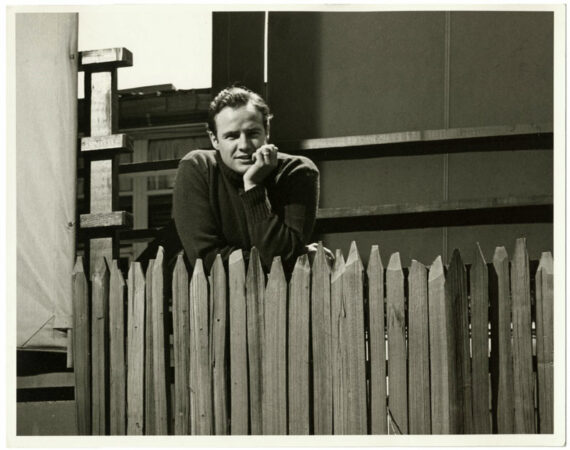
[76,123,553,178]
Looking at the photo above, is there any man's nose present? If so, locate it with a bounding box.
[237,134,253,152]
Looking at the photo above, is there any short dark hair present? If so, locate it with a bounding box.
[207,86,273,137]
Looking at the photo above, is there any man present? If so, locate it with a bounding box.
[172,86,320,272]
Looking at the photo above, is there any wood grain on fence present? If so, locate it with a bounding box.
[311,243,333,434]
[491,247,515,433]
[144,259,155,435]
[190,259,212,434]
[229,250,248,435]
[535,252,553,433]
[126,262,145,435]
[288,254,311,435]
[342,242,367,434]
[428,256,451,434]
[386,252,407,434]
[447,249,473,434]
[263,257,288,435]
[331,250,346,434]
[210,255,229,435]
[408,259,430,434]
[109,260,126,435]
[367,246,387,435]
[172,255,190,434]
[511,238,536,433]
[470,244,491,434]
[151,248,168,434]
[72,256,91,435]
[91,258,109,435]
[246,248,265,435]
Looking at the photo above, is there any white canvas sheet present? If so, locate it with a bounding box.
[16,13,78,350]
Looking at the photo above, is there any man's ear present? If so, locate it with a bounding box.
[208,129,219,150]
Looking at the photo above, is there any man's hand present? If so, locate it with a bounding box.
[243,144,278,191]
[306,242,335,268]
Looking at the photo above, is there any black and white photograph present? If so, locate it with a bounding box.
[5,2,565,446]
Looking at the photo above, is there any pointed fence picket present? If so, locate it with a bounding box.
[72,240,553,436]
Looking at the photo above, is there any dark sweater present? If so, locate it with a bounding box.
[172,149,320,272]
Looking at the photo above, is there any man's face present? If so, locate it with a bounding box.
[209,102,268,174]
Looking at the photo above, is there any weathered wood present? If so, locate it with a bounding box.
[66,330,73,369]
[490,247,514,433]
[470,243,491,434]
[367,245,387,435]
[151,248,168,435]
[211,255,229,435]
[311,242,333,434]
[229,250,248,434]
[172,254,190,435]
[246,248,265,435]
[408,259,430,434]
[317,195,553,219]
[535,252,553,433]
[88,237,116,283]
[109,260,126,435]
[331,250,346,434]
[144,260,155,435]
[447,249,473,434]
[91,257,109,435]
[18,372,75,389]
[89,70,118,137]
[263,257,288,435]
[80,211,133,229]
[80,47,133,68]
[288,254,311,435]
[511,238,536,433]
[190,258,212,435]
[341,242,367,434]
[81,133,133,153]
[127,262,145,435]
[428,256,452,434]
[72,256,91,435]
[386,252,407,434]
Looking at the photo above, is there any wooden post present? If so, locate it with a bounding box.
[288,254,311,435]
[367,246,387,435]
[246,248,265,435]
[331,250,346,434]
[78,48,133,276]
[386,252,407,434]
[109,260,126,435]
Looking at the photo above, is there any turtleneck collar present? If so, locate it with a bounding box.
[214,151,245,187]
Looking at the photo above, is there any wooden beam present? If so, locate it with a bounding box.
[80,48,133,70]
[80,211,133,229]
[81,134,133,153]
[17,372,75,389]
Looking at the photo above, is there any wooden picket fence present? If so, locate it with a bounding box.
[71,238,553,435]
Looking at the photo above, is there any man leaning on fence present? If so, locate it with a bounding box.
[170,85,327,272]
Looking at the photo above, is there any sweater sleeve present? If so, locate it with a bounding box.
[239,163,319,271]
[172,157,243,271]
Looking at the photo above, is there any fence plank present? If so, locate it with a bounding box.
[288,254,311,435]
[408,260,430,434]
[535,252,553,433]
[127,262,145,435]
[386,252,407,434]
[144,259,155,435]
[246,248,265,435]
[263,257,288,435]
[72,256,91,435]
[331,249,346,434]
[190,258,212,434]
[490,246,515,433]
[511,238,536,433]
[211,254,229,435]
[91,257,109,435]
[229,250,248,435]
[470,243,491,434]
[172,254,190,435]
[367,245,387,435]
[151,247,168,434]
[109,260,126,435]
[447,249,473,434]
[428,256,452,434]
[311,242,333,434]
[344,243,367,433]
